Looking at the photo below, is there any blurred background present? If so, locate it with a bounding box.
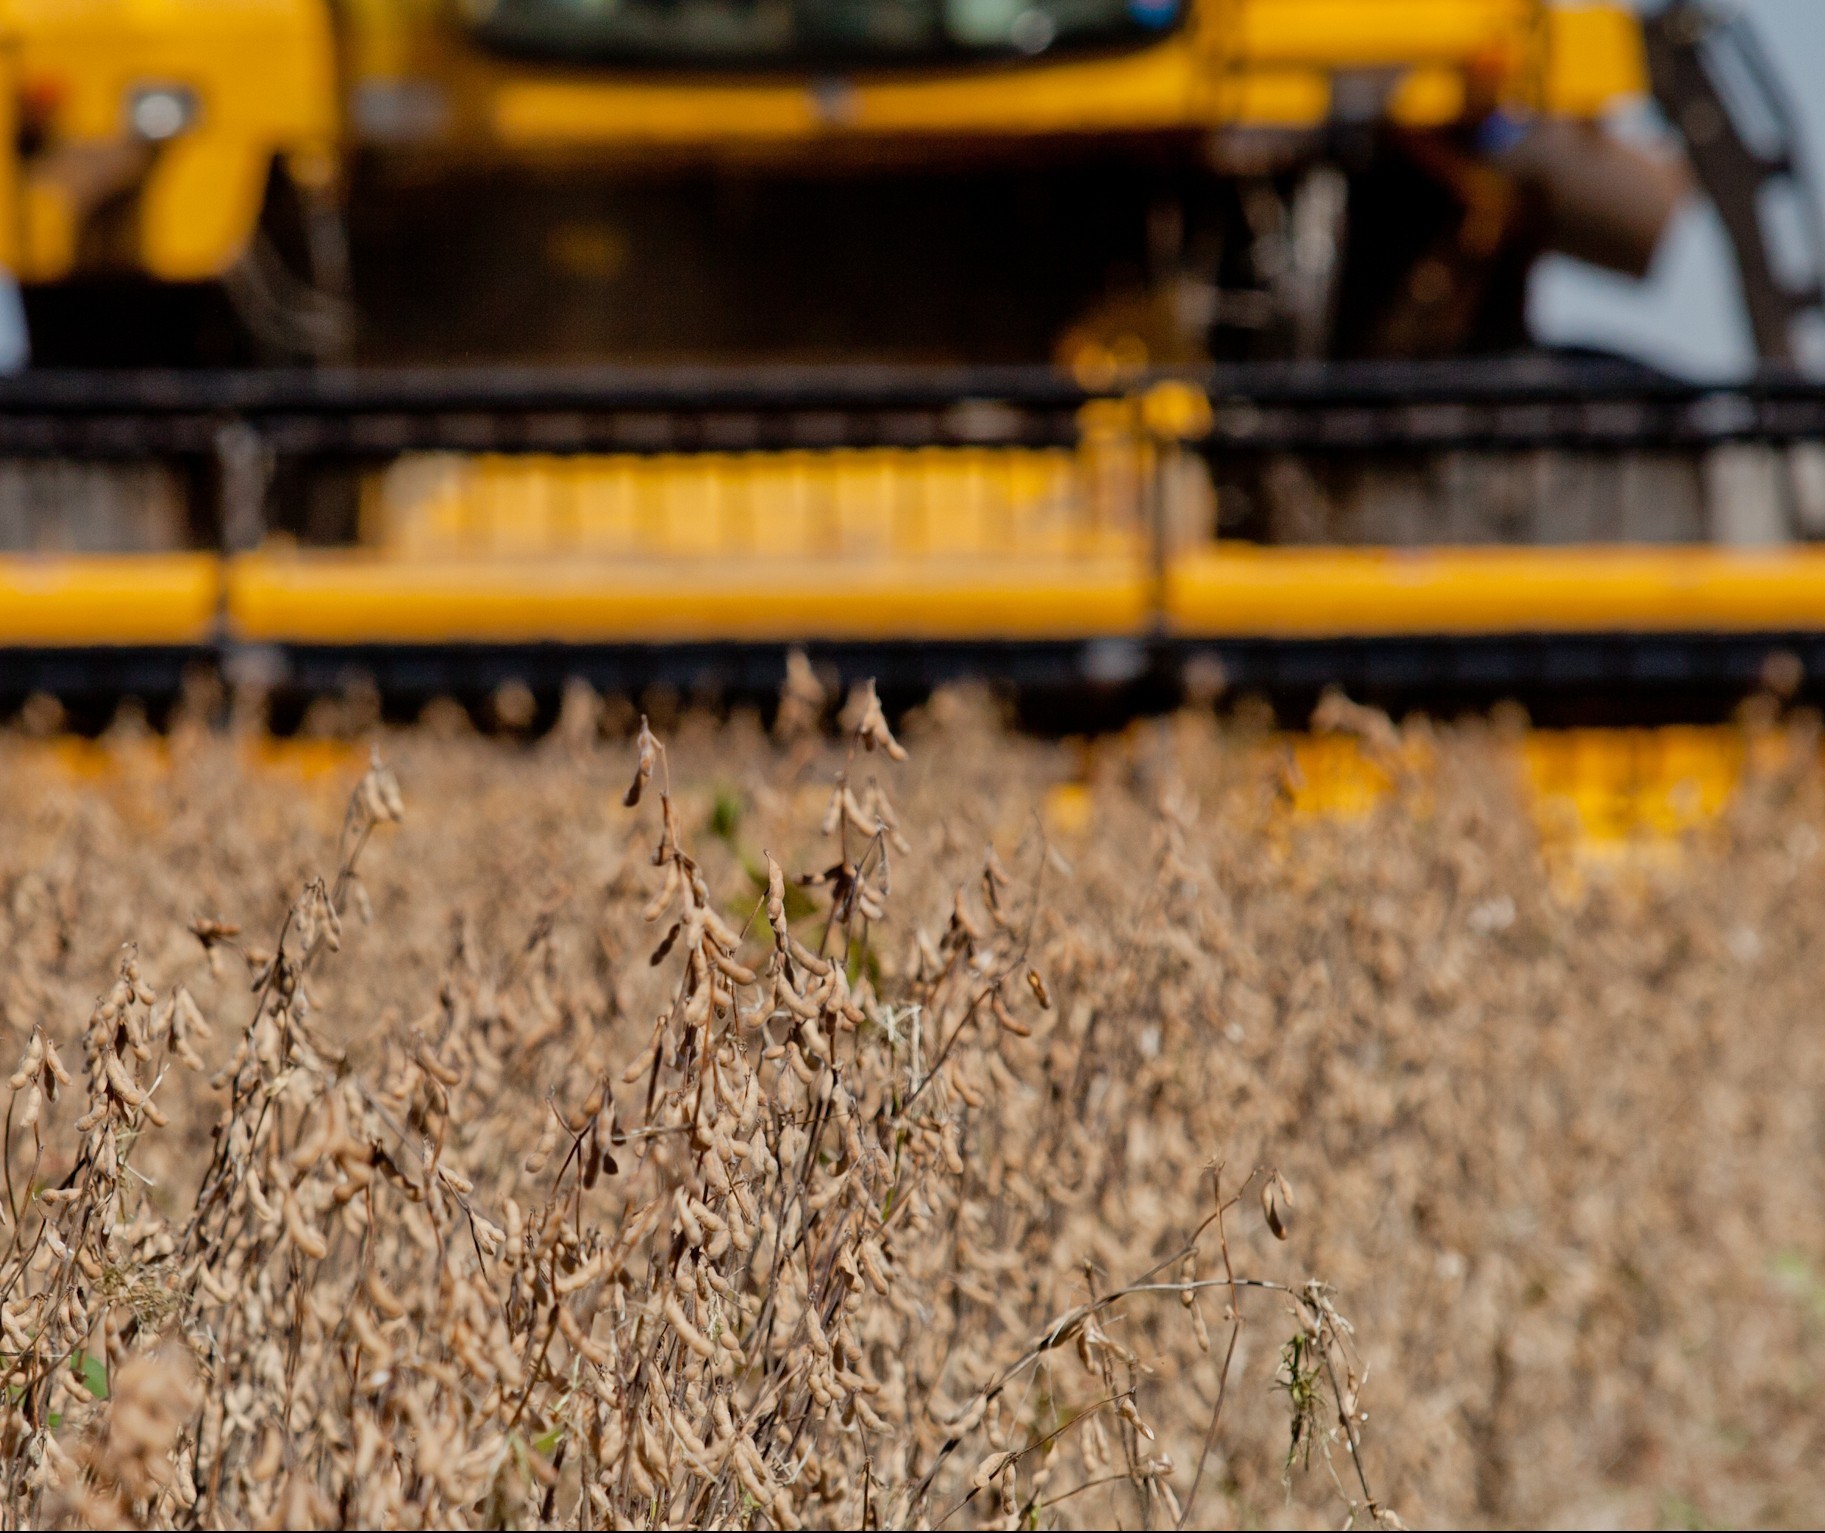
[1535,0,1825,378]
[5,0,1814,376]
[0,0,1812,381]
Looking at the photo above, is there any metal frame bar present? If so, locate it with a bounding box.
[0,358,1821,459]
[3,358,1825,719]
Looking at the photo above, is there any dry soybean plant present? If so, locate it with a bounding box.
[0,691,1386,1529]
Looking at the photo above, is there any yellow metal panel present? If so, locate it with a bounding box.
[1543,2,1648,116]
[1283,733,1394,819]
[5,0,336,279]
[1221,69,1330,128]
[1388,65,1467,127]
[1233,0,1526,69]
[1168,545,1825,637]
[20,176,76,276]
[853,41,1198,132]
[25,542,1825,651]
[6,0,335,140]
[408,0,1648,152]
[492,80,821,145]
[1523,725,1741,850]
[226,552,1151,643]
[229,541,1825,647]
[0,554,219,645]
[492,41,1202,144]
[0,38,18,272]
[367,448,1133,564]
[139,136,271,279]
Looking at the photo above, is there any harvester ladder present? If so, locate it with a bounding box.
[1645,0,1825,368]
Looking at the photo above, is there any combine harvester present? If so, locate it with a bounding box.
[0,0,1823,723]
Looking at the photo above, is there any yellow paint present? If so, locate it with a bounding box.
[1168,545,1825,638]
[487,34,1310,149]
[1388,66,1468,128]
[1543,1,1648,117]
[368,447,1133,564]
[1281,733,1396,819]
[139,135,271,280]
[1232,0,1527,69]
[1522,727,1743,853]
[491,80,821,147]
[20,175,77,276]
[22,541,1825,651]
[482,2,1641,149]
[0,554,219,646]
[1216,68,1332,127]
[1043,781,1093,837]
[823,39,1199,135]
[0,45,18,271]
[1275,723,1751,859]
[225,551,1152,643]
[0,0,336,280]
[8,734,372,790]
[0,0,1645,283]
[239,737,366,778]
[485,40,1203,148]
[39,736,134,778]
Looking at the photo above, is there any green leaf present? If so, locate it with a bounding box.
[746,862,819,923]
[846,943,881,989]
[76,1352,107,1400]
[532,1426,564,1455]
[708,790,742,844]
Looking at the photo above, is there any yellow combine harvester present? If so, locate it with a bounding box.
[0,0,1662,368]
[3,0,1824,724]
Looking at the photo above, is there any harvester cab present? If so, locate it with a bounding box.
[0,0,1682,371]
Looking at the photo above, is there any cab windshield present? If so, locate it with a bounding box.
[467,0,1182,67]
